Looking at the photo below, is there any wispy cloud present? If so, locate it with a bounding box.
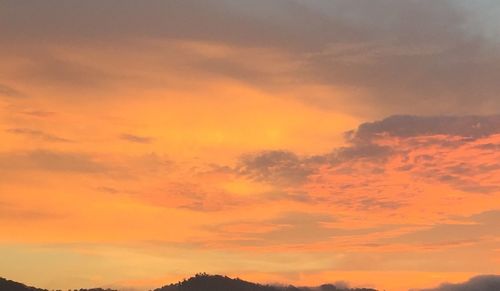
[0,150,106,173]
[0,83,26,98]
[120,133,154,144]
[7,128,72,143]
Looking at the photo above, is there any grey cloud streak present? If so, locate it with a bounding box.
[0,83,26,98]
[120,133,154,144]
[7,128,72,143]
[0,150,106,173]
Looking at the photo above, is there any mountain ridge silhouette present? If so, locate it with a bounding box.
[0,274,377,291]
[154,273,377,291]
[0,277,117,291]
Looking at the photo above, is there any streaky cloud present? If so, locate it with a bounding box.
[120,133,154,144]
[7,128,72,143]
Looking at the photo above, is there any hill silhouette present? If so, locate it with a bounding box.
[154,273,377,291]
[0,277,116,291]
[0,278,47,291]
[0,274,377,291]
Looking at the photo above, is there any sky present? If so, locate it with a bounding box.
[1,1,500,291]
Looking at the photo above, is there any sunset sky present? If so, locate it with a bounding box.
[1,1,500,291]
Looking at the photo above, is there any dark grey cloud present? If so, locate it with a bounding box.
[237,151,315,186]
[342,115,500,194]
[0,0,486,52]
[7,128,71,142]
[236,145,392,186]
[347,115,500,142]
[328,143,393,163]
[416,275,500,291]
[296,1,500,115]
[0,0,348,50]
[232,115,500,196]
[120,133,154,144]
[1,1,500,114]
[0,150,106,173]
[339,196,405,211]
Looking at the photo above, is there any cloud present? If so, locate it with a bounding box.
[234,145,392,187]
[0,83,25,98]
[213,114,500,219]
[294,1,500,115]
[19,110,56,118]
[236,151,315,186]
[230,115,500,195]
[132,180,246,212]
[346,115,500,142]
[208,211,399,248]
[120,133,154,144]
[2,1,500,115]
[0,150,106,173]
[382,210,500,248]
[7,128,71,142]
[474,143,500,150]
[257,212,337,244]
[341,116,500,195]
[0,202,62,220]
[13,51,116,91]
[416,275,500,291]
[328,143,393,163]
[0,0,347,50]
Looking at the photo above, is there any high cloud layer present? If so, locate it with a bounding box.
[1,0,500,115]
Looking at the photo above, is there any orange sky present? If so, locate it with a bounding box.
[1,1,500,291]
